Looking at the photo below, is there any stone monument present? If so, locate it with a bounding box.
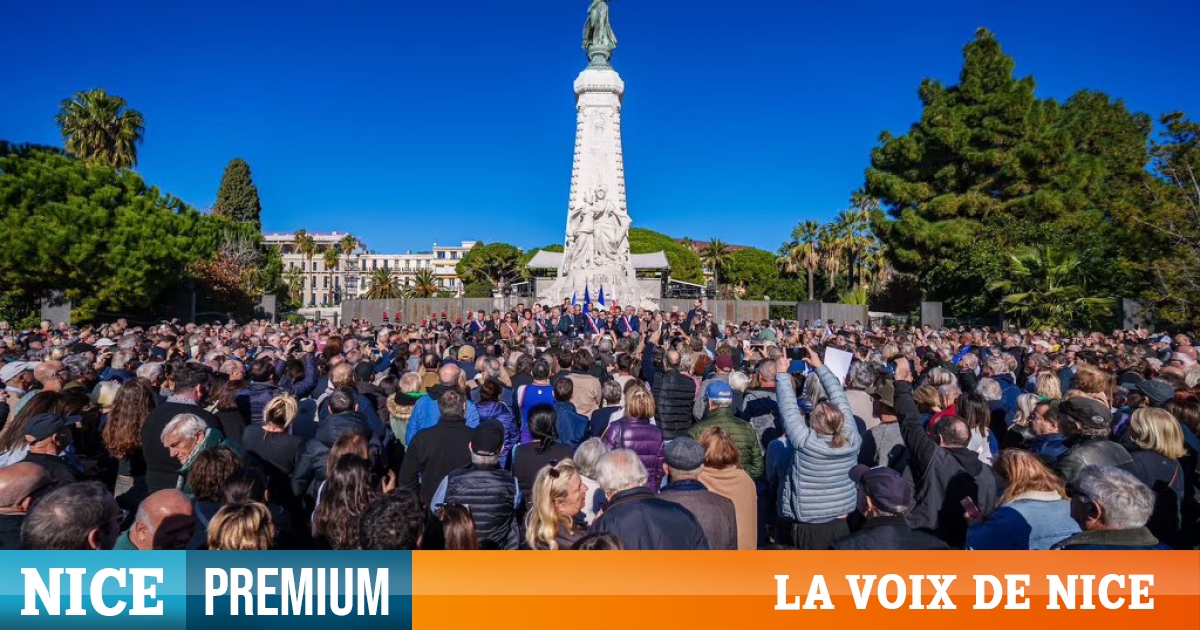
[541,0,650,307]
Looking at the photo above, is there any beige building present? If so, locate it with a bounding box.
[264,232,477,306]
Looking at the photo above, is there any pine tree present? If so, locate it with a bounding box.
[213,158,263,230]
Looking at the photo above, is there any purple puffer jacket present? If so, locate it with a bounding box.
[601,418,666,492]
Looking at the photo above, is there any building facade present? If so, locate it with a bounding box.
[263,232,477,307]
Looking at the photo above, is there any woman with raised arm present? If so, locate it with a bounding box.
[773,347,861,549]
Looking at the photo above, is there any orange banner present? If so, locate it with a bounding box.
[412,551,1200,629]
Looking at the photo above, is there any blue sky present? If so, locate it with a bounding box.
[4,0,1195,254]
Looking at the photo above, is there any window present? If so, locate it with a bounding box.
[437,251,445,259]
[372,260,378,270]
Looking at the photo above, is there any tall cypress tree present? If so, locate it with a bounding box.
[213,158,263,231]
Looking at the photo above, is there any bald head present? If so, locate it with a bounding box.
[130,489,195,550]
[438,363,461,386]
[33,361,64,389]
[0,463,51,511]
[666,350,682,369]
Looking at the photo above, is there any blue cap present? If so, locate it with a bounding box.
[705,380,733,403]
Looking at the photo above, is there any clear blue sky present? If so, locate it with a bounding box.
[4,0,1195,254]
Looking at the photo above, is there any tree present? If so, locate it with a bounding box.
[865,28,1151,317]
[457,243,523,293]
[988,247,1114,331]
[212,158,263,230]
[55,88,145,170]
[407,269,439,298]
[1124,113,1200,326]
[0,143,231,319]
[322,249,341,302]
[699,239,732,290]
[723,248,780,300]
[779,219,820,301]
[282,266,304,308]
[294,230,316,270]
[629,228,703,283]
[365,268,401,299]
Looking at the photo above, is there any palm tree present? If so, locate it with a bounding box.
[819,222,847,294]
[282,267,304,306]
[407,269,439,298]
[987,247,1115,331]
[365,268,401,299]
[55,88,146,169]
[323,249,341,303]
[338,234,359,300]
[700,239,732,290]
[292,229,307,253]
[782,220,821,301]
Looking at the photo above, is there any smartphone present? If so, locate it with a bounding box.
[960,496,982,520]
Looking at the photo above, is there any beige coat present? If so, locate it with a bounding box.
[700,465,758,550]
[567,372,602,418]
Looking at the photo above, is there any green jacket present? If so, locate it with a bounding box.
[689,407,765,479]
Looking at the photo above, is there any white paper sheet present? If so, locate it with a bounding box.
[824,347,854,385]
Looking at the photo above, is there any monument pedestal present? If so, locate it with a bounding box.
[541,66,651,308]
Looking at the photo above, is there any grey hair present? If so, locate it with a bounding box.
[470,452,500,467]
[137,361,164,383]
[161,413,208,444]
[959,353,979,370]
[482,357,503,380]
[573,438,610,479]
[847,361,876,390]
[111,350,134,371]
[976,378,1003,402]
[925,368,955,387]
[1074,465,1156,530]
[728,371,750,394]
[595,449,648,495]
[601,379,623,405]
[937,383,962,402]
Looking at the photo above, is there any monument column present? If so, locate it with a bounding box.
[542,0,645,307]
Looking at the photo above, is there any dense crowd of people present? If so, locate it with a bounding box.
[0,300,1196,551]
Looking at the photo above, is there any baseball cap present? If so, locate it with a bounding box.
[714,355,734,371]
[471,419,505,456]
[24,412,78,442]
[705,380,733,403]
[1059,397,1112,430]
[94,338,117,348]
[664,437,705,471]
[0,361,38,383]
[1136,380,1175,407]
[849,464,914,514]
[458,345,476,361]
[873,380,896,409]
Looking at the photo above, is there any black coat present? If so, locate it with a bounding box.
[142,401,222,492]
[895,382,998,548]
[398,413,473,506]
[588,487,710,550]
[652,370,697,440]
[832,516,951,550]
[291,411,372,500]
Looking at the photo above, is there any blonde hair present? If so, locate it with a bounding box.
[263,393,298,430]
[1129,408,1187,459]
[995,449,1066,504]
[92,381,121,409]
[207,502,273,550]
[809,401,848,449]
[399,371,423,394]
[624,385,656,422]
[1034,372,1062,400]
[1012,393,1041,427]
[525,459,580,550]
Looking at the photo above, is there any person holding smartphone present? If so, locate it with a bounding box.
[892,356,999,548]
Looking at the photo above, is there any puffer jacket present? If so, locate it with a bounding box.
[477,400,519,468]
[741,388,780,442]
[775,367,861,523]
[292,411,372,501]
[602,418,666,491]
[236,355,318,426]
[688,407,764,479]
[1056,436,1135,483]
[652,369,697,440]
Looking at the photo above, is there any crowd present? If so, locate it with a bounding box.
[0,300,1196,551]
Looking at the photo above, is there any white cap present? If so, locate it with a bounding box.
[94,338,117,348]
[0,361,39,383]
